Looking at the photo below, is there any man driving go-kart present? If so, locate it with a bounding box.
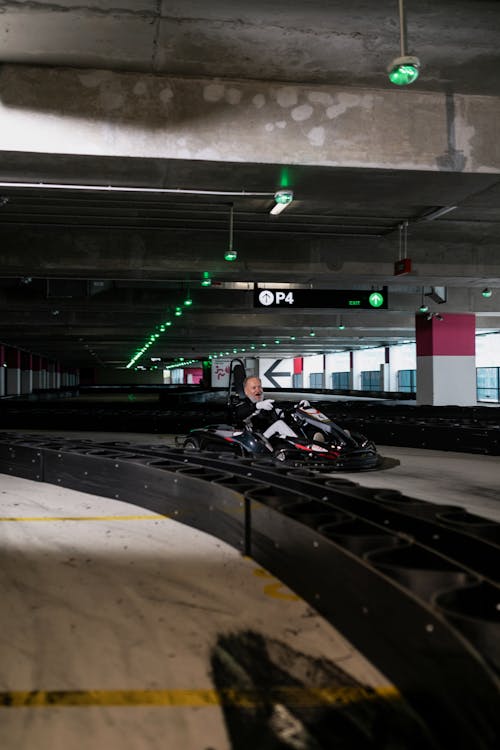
[233,375,297,440]
[182,359,380,468]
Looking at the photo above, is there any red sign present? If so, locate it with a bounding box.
[394,258,412,275]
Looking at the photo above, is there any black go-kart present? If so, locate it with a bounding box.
[183,360,381,470]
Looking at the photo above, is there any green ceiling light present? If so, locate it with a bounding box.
[338,323,345,331]
[250,344,256,350]
[270,189,294,215]
[290,335,296,341]
[482,288,493,298]
[201,272,212,287]
[165,320,172,326]
[388,1,421,86]
[224,204,238,261]
[388,56,420,85]
[274,339,280,344]
[184,296,193,306]
[175,307,182,316]
[309,330,316,337]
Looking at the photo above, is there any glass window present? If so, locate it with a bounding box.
[331,371,350,389]
[361,370,380,391]
[309,372,324,388]
[398,369,416,393]
[477,367,499,402]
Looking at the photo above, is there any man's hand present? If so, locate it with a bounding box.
[255,399,275,411]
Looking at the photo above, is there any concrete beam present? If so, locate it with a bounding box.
[1,65,500,172]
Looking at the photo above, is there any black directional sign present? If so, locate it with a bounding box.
[254,286,388,309]
[263,359,291,388]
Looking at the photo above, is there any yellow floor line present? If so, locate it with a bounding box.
[0,514,169,522]
[0,685,399,708]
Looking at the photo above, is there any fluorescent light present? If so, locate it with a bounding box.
[419,205,457,221]
[270,201,288,215]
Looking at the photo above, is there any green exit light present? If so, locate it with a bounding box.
[369,292,384,308]
[348,300,361,306]
[388,56,420,86]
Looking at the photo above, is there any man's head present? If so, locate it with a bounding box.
[243,376,263,402]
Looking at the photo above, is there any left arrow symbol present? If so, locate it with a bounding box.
[263,359,291,388]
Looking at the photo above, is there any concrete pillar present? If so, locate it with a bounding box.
[20,352,33,395]
[349,351,358,390]
[41,358,48,389]
[47,361,56,389]
[6,347,21,396]
[0,345,6,397]
[32,355,43,390]
[416,313,476,406]
[55,362,61,389]
[380,347,391,391]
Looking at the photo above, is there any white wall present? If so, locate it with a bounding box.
[389,343,417,391]
[302,354,325,387]
[210,333,500,394]
[351,347,385,390]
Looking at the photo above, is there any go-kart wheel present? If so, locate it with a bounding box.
[273,447,288,462]
[183,437,201,451]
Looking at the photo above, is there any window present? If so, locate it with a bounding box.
[331,371,350,389]
[398,369,416,393]
[477,367,500,402]
[293,373,303,388]
[309,372,324,388]
[360,370,380,391]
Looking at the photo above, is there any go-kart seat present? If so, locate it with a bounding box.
[227,362,246,423]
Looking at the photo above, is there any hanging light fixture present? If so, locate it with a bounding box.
[270,189,294,215]
[482,288,493,298]
[418,286,429,313]
[387,0,420,86]
[224,204,238,261]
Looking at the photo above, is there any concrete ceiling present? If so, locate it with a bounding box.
[1,0,500,369]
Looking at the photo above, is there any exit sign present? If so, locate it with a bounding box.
[254,286,388,310]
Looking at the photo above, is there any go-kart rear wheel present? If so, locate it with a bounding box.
[183,436,201,452]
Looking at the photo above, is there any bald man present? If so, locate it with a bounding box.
[233,376,296,440]
[233,376,275,424]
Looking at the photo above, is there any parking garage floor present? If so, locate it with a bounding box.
[1,431,499,748]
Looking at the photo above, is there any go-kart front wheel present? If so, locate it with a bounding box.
[273,447,288,462]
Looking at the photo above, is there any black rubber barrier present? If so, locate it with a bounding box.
[1,432,499,749]
[1,398,499,454]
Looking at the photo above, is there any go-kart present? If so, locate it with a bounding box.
[182,360,381,470]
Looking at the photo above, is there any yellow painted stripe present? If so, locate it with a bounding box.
[0,685,399,708]
[0,514,169,522]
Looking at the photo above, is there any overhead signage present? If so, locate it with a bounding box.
[254,286,388,310]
